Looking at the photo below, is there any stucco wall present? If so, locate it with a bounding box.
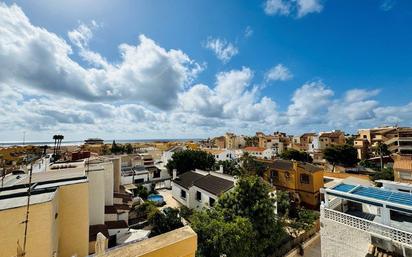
[58,182,89,257]
[190,186,217,210]
[88,168,106,225]
[320,216,371,257]
[171,182,189,207]
[0,196,57,257]
[103,162,114,206]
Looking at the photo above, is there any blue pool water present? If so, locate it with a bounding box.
[148,194,164,204]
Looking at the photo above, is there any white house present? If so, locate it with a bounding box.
[243,147,276,160]
[171,169,235,210]
[203,148,236,162]
[161,146,185,165]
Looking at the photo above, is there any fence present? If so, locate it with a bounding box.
[322,206,412,246]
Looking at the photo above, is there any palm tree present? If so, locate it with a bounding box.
[52,135,58,156]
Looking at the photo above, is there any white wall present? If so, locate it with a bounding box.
[171,182,189,207]
[121,173,148,185]
[102,162,114,206]
[88,167,105,225]
[190,186,218,210]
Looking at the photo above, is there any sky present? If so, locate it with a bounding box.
[0,0,412,142]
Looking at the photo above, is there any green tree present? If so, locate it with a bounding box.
[148,207,183,237]
[214,159,241,176]
[280,149,313,163]
[371,167,394,181]
[374,142,390,171]
[135,184,149,199]
[240,153,266,176]
[111,140,123,154]
[101,144,111,155]
[217,176,285,256]
[191,209,255,257]
[287,208,318,238]
[323,144,358,170]
[125,143,134,154]
[166,150,215,175]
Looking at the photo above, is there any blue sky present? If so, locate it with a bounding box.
[0,0,412,141]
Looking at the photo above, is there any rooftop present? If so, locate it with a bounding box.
[244,146,266,152]
[193,174,234,196]
[173,171,205,189]
[327,183,412,211]
[173,171,234,196]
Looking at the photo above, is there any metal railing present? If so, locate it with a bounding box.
[321,206,412,245]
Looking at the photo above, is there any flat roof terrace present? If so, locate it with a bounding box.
[329,183,412,211]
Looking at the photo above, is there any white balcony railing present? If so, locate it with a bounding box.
[321,206,412,246]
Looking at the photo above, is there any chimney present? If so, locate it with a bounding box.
[292,160,298,171]
[173,169,177,180]
[219,165,224,173]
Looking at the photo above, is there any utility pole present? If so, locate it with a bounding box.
[22,162,34,256]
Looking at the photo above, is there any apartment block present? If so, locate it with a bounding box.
[354,126,412,159]
[0,168,89,257]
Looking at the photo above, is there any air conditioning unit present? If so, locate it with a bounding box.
[371,236,394,252]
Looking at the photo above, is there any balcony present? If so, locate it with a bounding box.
[321,205,412,246]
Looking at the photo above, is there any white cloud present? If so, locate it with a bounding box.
[380,0,396,11]
[287,81,333,125]
[264,0,291,16]
[296,0,323,18]
[265,64,293,82]
[264,0,323,18]
[0,3,202,110]
[204,37,238,63]
[179,68,279,123]
[68,21,108,68]
[244,26,254,38]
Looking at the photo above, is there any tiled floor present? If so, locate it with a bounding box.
[289,236,321,257]
[157,189,182,209]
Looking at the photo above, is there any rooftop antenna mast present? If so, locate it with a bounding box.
[21,161,34,256]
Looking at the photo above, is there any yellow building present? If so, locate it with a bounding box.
[393,154,412,183]
[0,170,89,257]
[95,226,197,257]
[260,159,324,209]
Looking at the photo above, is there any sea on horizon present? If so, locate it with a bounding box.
[0,138,202,147]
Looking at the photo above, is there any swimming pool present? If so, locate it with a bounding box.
[147,194,164,204]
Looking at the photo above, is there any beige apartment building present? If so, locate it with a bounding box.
[318,130,346,149]
[354,126,412,159]
[256,131,289,154]
[0,169,89,257]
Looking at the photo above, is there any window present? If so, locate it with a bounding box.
[300,174,310,184]
[180,190,186,199]
[270,170,278,179]
[331,139,335,142]
[399,171,412,180]
[363,135,367,139]
[153,169,160,178]
[196,191,202,201]
[209,197,215,206]
[134,178,144,184]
